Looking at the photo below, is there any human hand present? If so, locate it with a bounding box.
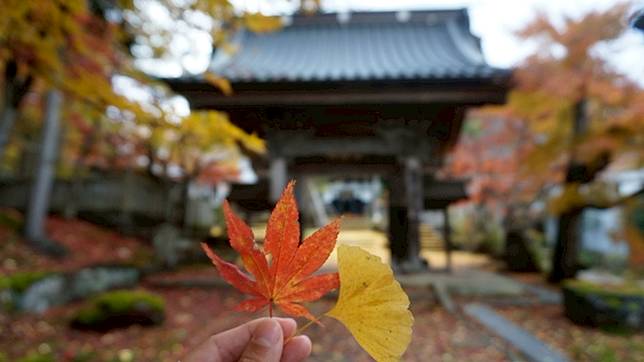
[183,317,312,362]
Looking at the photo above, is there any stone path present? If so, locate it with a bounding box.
[521,284,562,304]
[464,303,569,362]
[398,269,525,296]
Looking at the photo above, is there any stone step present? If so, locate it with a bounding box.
[420,224,444,250]
[464,303,569,362]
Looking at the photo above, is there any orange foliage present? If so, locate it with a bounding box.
[201,182,340,320]
[446,4,643,217]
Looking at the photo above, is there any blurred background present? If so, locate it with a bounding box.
[0,0,643,361]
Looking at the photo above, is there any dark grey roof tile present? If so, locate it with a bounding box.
[207,9,507,83]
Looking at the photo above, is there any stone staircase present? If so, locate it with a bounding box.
[420,223,444,250]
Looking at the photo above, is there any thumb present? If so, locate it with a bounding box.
[239,319,284,362]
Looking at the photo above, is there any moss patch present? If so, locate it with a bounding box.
[0,208,23,230]
[563,279,644,297]
[16,351,56,362]
[72,290,165,331]
[0,271,53,293]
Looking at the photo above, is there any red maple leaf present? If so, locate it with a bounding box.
[201,181,340,320]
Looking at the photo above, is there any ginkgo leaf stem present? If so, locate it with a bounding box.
[296,318,318,334]
[284,315,325,344]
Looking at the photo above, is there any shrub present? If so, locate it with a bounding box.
[0,208,23,230]
[564,279,644,297]
[72,289,165,331]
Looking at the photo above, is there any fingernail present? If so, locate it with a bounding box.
[253,319,281,348]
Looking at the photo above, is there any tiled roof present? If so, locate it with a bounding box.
[208,9,506,83]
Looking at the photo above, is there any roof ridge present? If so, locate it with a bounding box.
[284,8,468,27]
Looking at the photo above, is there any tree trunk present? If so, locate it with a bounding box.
[0,60,32,159]
[0,104,18,157]
[548,100,588,283]
[549,207,583,282]
[64,127,98,218]
[24,89,67,257]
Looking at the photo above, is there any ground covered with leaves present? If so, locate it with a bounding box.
[0,210,152,275]
[1,213,642,361]
[494,304,644,362]
[0,279,513,361]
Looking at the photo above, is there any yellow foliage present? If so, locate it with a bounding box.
[326,245,413,362]
[548,182,621,214]
[204,73,233,96]
[180,111,264,153]
[242,13,282,33]
[548,184,584,215]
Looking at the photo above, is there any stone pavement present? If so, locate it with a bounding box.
[317,228,526,296]
[464,303,569,362]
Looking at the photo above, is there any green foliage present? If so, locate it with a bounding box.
[73,289,165,326]
[524,229,552,273]
[16,351,56,362]
[570,338,644,362]
[0,271,52,293]
[0,209,23,230]
[564,279,644,297]
[451,208,505,256]
[578,249,628,274]
[631,199,644,232]
[70,350,97,362]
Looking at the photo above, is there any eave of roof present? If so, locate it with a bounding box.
[163,9,511,107]
[208,9,505,82]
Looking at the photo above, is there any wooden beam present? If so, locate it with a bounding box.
[182,88,508,108]
[291,162,398,176]
[266,133,435,160]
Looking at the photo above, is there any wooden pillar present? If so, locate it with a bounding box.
[443,207,453,273]
[388,170,408,265]
[403,157,426,272]
[270,157,288,202]
[388,157,428,273]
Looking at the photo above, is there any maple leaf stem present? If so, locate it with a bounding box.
[269,302,273,318]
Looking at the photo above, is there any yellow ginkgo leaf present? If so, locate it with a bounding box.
[326,245,413,362]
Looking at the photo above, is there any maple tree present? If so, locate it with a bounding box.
[441,111,540,251]
[445,4,643,281]
[508,4,643,282]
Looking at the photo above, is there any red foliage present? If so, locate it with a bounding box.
[0,212,151,274]
[202,181,340,320]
